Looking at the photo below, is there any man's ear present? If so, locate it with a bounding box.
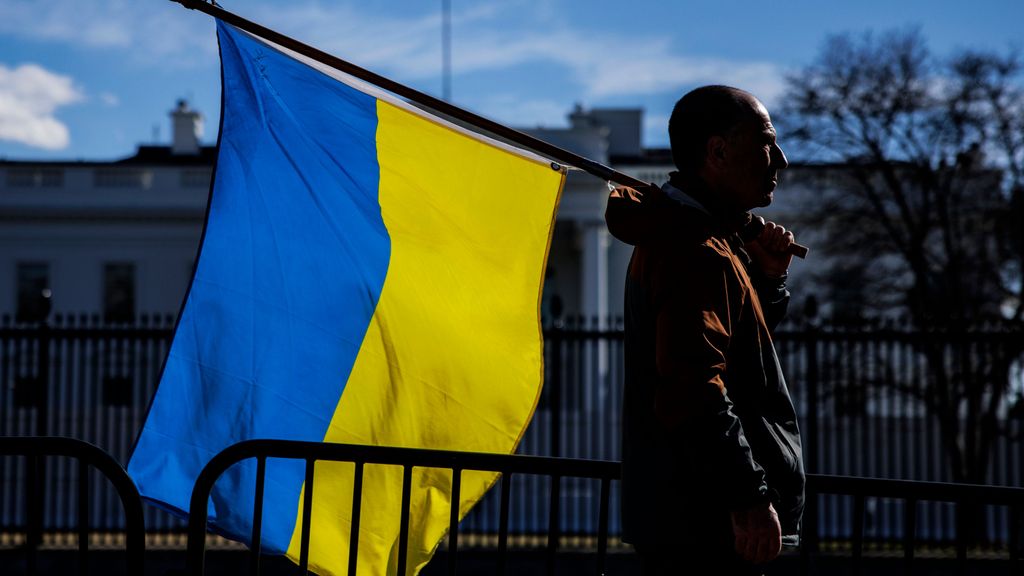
[706,135,728,171]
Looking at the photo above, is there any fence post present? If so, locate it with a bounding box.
[29,313,52,559]
[549,325,562,458]
[805,325,818,474]
[36,318,50,438]
[804,321,820,556]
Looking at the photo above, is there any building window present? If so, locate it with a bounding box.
[104,263,136,324]
[6,168,64,188]
[94,168,152,189]
[16,262,50,323]
[181,168,212,188]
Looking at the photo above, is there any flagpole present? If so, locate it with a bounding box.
[173,0,809,258]
[171,0,650,190]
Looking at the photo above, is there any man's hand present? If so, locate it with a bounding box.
[608,182,663,206]
[743,217,795,278]
[731,501,782,565]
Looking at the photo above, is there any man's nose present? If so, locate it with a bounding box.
[772,144,789,170]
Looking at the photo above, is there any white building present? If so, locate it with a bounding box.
[0,101,211,323]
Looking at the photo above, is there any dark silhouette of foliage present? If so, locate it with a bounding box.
[783,28,1024,484]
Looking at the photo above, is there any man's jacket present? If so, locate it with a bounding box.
[606,180,805,544]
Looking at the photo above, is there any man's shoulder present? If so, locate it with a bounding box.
[608,183,718,249]
[636,233,732,279]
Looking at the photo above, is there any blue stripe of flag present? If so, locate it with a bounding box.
[128,22,390,553]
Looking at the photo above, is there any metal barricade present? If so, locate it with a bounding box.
[802,474,1024,575]
[0,436,145,575]
[186,440,620,576]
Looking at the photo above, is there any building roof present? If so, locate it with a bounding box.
[115,146,217,166]
[0,145,217,168]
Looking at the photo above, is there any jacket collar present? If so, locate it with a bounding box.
[665,172,752,236]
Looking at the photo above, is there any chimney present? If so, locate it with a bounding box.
[171,99,202,155]
[568,102,594,129]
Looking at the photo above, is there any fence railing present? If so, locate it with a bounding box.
[2,315,1023,543]
[2,436,1022,576]
[186,439,620,576]
[802,474,1024,575]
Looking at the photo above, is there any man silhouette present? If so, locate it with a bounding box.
[606,85,805,575]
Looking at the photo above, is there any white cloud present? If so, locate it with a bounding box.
[0,0,215,65]
[447,29,785,102]
[248,2,787,102]
[252,3,495,79]
[99,91,120,107]
[468,95,570,129]
[0,0,133,47]
[0,63,84,150]
[0,0,784,103]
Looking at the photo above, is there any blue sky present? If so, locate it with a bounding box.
[0,0,1021,161]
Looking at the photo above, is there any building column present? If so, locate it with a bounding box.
[578,221,610,429]
[579,222,609,326]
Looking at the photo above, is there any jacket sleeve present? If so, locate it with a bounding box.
[652,247,769,511]
[605,184,672,247]
[750,271,790,332]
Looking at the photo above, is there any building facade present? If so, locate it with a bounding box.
[0,102,212,324]
[0,101,816,325]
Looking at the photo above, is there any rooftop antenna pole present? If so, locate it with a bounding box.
[442,0,451,102]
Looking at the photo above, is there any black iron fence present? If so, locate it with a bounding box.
[2,314,1023,545]
[1,315,175,531]
[775,320,1024,547]
[535,317,1024,545]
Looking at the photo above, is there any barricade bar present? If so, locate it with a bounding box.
[852,494,864,575]
[78,458,89,576]
[0,436,146,575]
[448,467,462,576]
[545,475,561,576]
[191,439,622,479]
[597,476,611,574]
[27,454,39,574]
[1011,505,1021,564]
[298,459,315,572]
[249,455,265,576]
[903,498,917,574]
[497,472,512,576]
[348,460,364,576]
[809,474,1024,505]
[397,464,413,575]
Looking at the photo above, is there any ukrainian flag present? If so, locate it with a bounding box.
[128,21,564,576]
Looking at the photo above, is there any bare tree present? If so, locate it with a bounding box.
[783,28,1024,484]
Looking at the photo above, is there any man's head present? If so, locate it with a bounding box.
[668,85,788,211]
